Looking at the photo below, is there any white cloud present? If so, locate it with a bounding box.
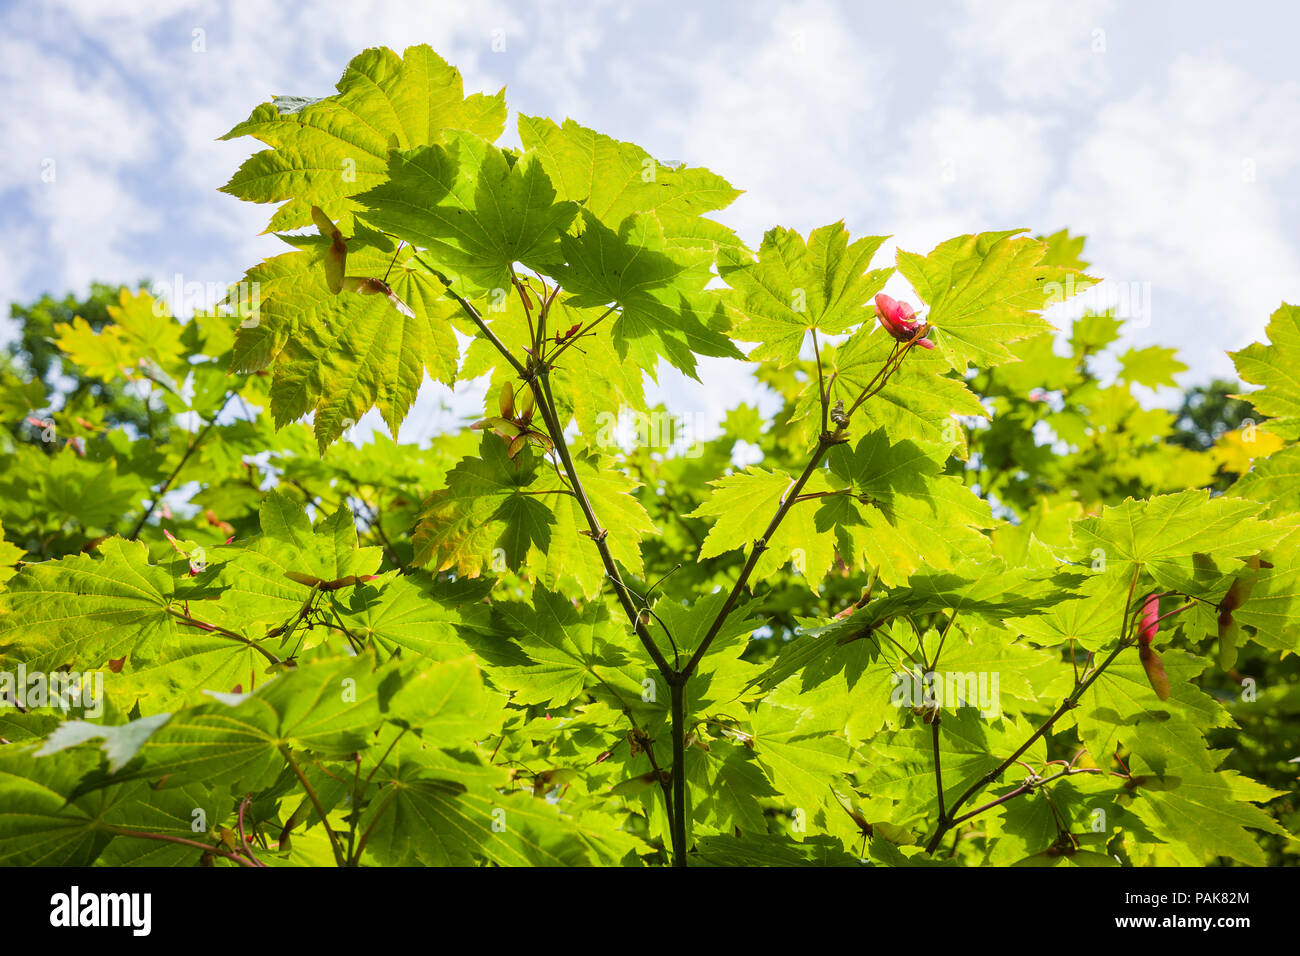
[0,27,165,300]
[884,105,1058,246]
[1048,55,1300,375]
[946,0,1116,104]
[2,0,1298,413]
[628,0,892,240]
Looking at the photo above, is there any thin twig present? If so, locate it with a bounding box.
[922,567,1143,853]
[282,745,346,867]
[109,827,259,867]
[129,392,236,538]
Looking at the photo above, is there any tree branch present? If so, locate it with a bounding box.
[682,428,843,680]
[129,391,236,539]
[531,368,675,677]
[109,827,260,867]
[281,745,346,867]
[931,715,946,823]
[168,608,284,666]
[418,253,527,378]
[922,621,1136,854]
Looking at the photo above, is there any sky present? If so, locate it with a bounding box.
[2,0,1298,442]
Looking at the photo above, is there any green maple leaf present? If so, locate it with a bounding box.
[758,633,897,746]
[120,700,269,791]
[0,537,182,674]
[1009,569,1132,652]
[1231,302,1300,438]
[231,230,460,452]
[687,745,776,835]
[252,652,404,757]
[1124,754,1287,866]
[687,465,837,591]
[356,131,579,294]
[31,451,141,535]
[1071,490,1285,593]
[220,44,506,233]
[207,490,381,633]
[0,367,46,426]
[822,430,994,585]
[0,744,123,865]
[554,212,743,380]
[1231,445,1300,517]
[100,782,230,866]
[335,574,496,661]
[359,744,639,866]
[719,222,891,365]
[0,520,26,585]
[1070,310,1124,357]
[414,436,655,598]
[1034,228,1091,271]
[0,713,58,745]
[52,288,186,382]
[491,589,637,708]
[386,655,504,743]
[412,435,554,578]
[750,701,858,821]
[895,229,1097,372]
[72,652,424,790]
[829,429,953,516]
[1233,519,1300,653]
[1117,345,1187,388]
[51,316,133,381]
[517,114,741,248]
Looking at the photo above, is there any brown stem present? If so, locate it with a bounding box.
[168,608,283,666]
[931,715,946,822]
[950,766,1114,828]
[922,633,1133,853]
[532,359,687,863]
[109,827,258,867]
[236,795,265,866]
[811,327,828,435]
[129,392,235,539]
[682,429,842,679]
[670,680,687,867]
[282,745,346,867]
[532,369,675,677]
[419,253,527,378]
